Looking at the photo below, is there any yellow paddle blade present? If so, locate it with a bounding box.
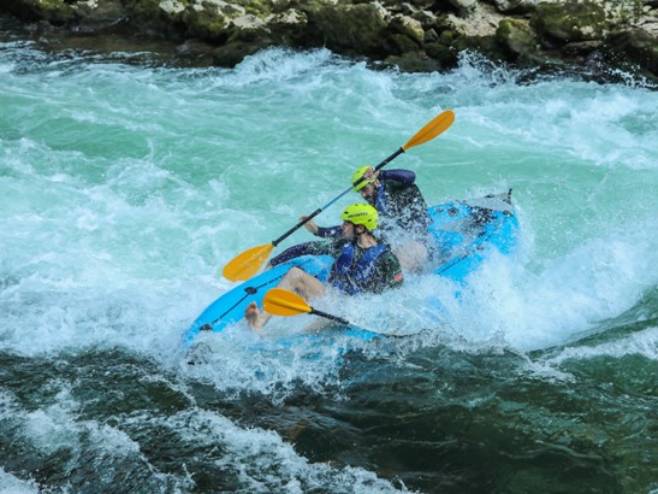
[402,109,455,151]
[222,243,273,281]
[263,288,312,317]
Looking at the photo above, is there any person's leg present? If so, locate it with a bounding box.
[278,266,326,299]
[245,267,326,330]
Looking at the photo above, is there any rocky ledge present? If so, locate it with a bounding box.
[2,0,658,82]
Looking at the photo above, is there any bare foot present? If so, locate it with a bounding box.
[245,302,266,331]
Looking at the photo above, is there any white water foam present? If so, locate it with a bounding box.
[2,43,658,394]
[128,408,410,493]
[546,326,658,366]
[0,385,193,492]
[0,467,39,494]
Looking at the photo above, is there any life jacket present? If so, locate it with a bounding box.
[329,241,388,295]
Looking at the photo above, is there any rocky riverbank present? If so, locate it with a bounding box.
[2,0,658,82]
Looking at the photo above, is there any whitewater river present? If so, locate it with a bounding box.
[1,21,658,494]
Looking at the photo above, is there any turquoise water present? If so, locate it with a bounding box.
[2,28,658,493]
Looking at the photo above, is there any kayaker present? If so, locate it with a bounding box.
[304,166,432,271]
[245,203,403,330]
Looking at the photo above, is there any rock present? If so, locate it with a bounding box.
[400,0,435,8]
[446,2,505,38]
[386,33,420,54]
[424,41,458,65]
[68,0,129,34]
[532,0,608,44]
[423,27,439,42]
[389,14,425,44]
[608,28,658,76]
[398,3,418,16]
[267,8,308,43]
[159,0,185,16]
[412,8,438,29]
[383,50,442,71]
[489,0,539,15]
[212,38,268,66]
[175,38,217,64]
[3,0,77,24]
[176,0,261,42]
[439,29,457,44]
[309,2,389,56]
[448,0,477,16]
[0,0,655,80]
[240,0,271,17]
[453,32,503,61]
[74,0,124,20]
[562,39,603,55]
[496,18,538,59]
[183,4,229,41]
[230,14,267,34]
[209,1,245,17]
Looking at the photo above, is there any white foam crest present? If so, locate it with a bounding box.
[386,55,658,173]
[546,326,658,366]
[140,408,409,493]
[21,386,82,455]
[3,41,658,395]
[181,323,364,403]
[460,82,657,170]
[0,270,208,358]
[446,221,658,351]
[220,47,337,87]
[0,62,15,74]
[0,385,191,491]
[0,467,39,494]
[316,213,658,355]
[181,47,404,126]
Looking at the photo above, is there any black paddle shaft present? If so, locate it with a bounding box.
[272,147,405,247]
[310,309,350,326]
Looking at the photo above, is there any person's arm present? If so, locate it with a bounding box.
[379,169,415,186]
[269,241,335,266]
[316,225,342,239]
[301,216,342,239]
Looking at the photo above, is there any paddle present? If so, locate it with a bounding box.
[263,288,350,325]
[222,109,456,282]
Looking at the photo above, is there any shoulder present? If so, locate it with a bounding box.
[377,244,401,267]
[380,247,404,285]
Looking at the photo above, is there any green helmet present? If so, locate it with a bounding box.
[352,165,375,191]
[340,203,378,231]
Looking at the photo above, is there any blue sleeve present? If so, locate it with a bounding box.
[316,225,342,239]
[269,241,334,266]
[380,169,415,185]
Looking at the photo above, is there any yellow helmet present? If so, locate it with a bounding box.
[340,203,378,231]
[352,165,375,191]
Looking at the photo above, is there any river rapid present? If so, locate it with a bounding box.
[1,19,658,494]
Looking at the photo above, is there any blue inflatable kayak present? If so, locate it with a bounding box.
[183,191,519,347]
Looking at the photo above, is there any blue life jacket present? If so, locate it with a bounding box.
[330,242,388,295]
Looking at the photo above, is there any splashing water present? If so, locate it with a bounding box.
[2,33,658,492]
